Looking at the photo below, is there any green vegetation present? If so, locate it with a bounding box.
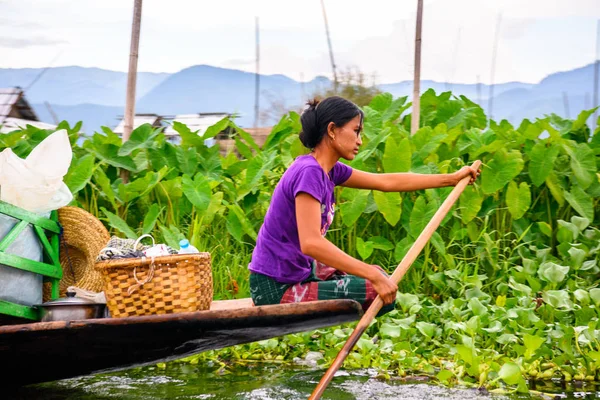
[2,89,599,394]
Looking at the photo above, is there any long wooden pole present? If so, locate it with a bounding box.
[309,160,482,400]
[411,0,423,134]
[254,16,260,129]
[121,0,143,183]
[320,0,338,91]
[488,13,502,121]
[593,20,599,131]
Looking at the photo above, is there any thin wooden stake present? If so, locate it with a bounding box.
[411,0,424,135]
[121,0,143,183]
[593,19,599,131]
[309,160,482,400]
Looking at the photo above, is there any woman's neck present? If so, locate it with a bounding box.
[310,145,338,176]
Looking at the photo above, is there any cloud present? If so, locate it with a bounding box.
[0,18,44,29]
[0,36,67,49]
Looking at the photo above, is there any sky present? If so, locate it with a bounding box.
[0,0,599,85]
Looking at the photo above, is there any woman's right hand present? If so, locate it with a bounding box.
[369,266,398,305]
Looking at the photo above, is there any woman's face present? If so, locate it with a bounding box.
[331,115,363,160]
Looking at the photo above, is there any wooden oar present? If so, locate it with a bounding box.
[309,160,482,400]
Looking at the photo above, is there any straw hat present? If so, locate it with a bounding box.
[43,206,110,300]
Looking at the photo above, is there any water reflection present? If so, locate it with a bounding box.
[7,363,599,400]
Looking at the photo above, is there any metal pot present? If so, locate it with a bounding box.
[36,291,106,322]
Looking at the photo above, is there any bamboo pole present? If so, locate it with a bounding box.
[121,0,143,183]
[254,16,260,129]
[320,0,338,92]
[411,0,424,135]
[487,13,502,121]
[309,160,482,400]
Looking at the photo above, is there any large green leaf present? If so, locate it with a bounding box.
[506,181,531,220]
[409,195,436,237]
[202,117,230,140]
[64,153,95,194]
[382,137,411,173]
[545,171,565,206]
[369,92,393,112]
[538,262,569,283]
[172,121,204,148]
[481,149,524,194]
[339,189,369,227]
[356,237,374,260]
[176,146,199,176]
[228,204,257,241]
[101,207,137,239]
[567,143,596,189]
[182,173,212,213]
[498,362,522,385]
[142,204,161,235]
[459,185,482,224]
[564,185,594,221]
[118,124,161,156]
[528,142,558,187]
[373,191,402,226]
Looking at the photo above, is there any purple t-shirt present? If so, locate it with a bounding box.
[249,154,353,283]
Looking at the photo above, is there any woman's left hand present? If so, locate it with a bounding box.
[454,165,480,185]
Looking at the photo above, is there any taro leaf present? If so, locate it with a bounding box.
[567,143,596,189]
[455,344,474,365]
[394,237,414,262]
[497,334,518,345]
[370,236,394,251]
[430,231,446,255]
[246,151,276,189]
[557,220,578,242]
[176,146,199,176]
[142,204,161,235]
[118,124,160,156]
[498,362,522,385]
[235,137,253,159]
[482,320,503,333]
[545,171,565,206]
[523,333,545,359]
[228,204,257,241]
[182,173,211,213]
[506,181,531,220]
[589,288,600,306]
[159,224,182,249]
[538,262,569,283]
[379,322,401,338]
[409,195,436,237]
[83,141,137,171]
[528,142,559,187]
[356,237,374,260]
[122,167,169,201]
[373,190,402,226]
[93,167,117,208]
[459,185,482,224]
[537,222,552,237]
[339,189,369,227]
[352,128,391,165]
[382,96,410,122]
[572,108,597,131]
[226,209,244,243]
[369,92,393,112]
[65,153,95,194]
[231,122,260,152]
[383,137,411,173]
[437,369,454,382]
[481,149,524,194]
[202,117,230,140]
[564,186,594,221]
[509,276,532,296]
[172,121,203,148]
[101,207,137,239]
[416,322,437,338]
[543,290,573,310]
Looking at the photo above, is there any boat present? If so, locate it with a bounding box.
[0,298,363,387]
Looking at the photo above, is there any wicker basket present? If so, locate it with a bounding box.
[95,253,212,318]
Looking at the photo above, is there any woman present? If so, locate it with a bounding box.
[249,96,479,314]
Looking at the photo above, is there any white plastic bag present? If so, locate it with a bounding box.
[0,129,73,214]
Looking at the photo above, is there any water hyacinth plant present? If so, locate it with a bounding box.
[2,89,599,393]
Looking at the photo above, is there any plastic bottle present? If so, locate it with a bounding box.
[178,239,199,254]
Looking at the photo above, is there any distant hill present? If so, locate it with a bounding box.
[0,63,597,135]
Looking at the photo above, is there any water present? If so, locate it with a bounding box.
[6,363,600,400]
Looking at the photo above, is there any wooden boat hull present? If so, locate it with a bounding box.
[0,299,363,386]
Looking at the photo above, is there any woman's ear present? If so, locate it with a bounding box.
[327,122,336,140]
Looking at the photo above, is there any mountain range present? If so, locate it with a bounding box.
[0,63,597,135]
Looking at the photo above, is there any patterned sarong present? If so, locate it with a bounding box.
[250,260,395,316]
